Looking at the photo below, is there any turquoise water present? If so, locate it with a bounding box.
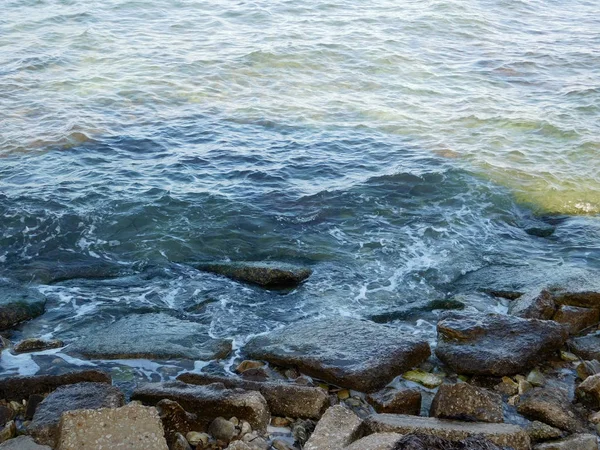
[1,0,599,377]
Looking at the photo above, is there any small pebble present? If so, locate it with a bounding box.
[186,431,209,446]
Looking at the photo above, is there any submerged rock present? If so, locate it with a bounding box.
[177,372,329,419]
[430,383,503,423]
[57,403,168,450]
[0,370,111,401]
[435,312,567,376]
[304,405,363,450]
[508,290,556,320]
[132,381,270,431]
[13,338,63,354]
[65,313,232,360]
[28,382,125,447]
[0,284,46,330]
[195,261,312,289]
[365,414,530,450]
[244,317,430,392]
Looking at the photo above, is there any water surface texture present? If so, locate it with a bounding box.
[1,0,599,378]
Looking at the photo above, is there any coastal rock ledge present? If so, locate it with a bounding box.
[243,317,431,392]
[194,261,312,289]
[435,311,567,376]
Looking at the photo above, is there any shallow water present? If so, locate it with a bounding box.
[1,0,599,379]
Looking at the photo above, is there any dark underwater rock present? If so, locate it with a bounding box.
[435,311,567,376]
[244,317,431,392]
[0,284,46,331]
[64,313,232,360]
[194,261,312,289]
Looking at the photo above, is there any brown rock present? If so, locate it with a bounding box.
[392,433,521,450]
[430,383,503,423]
[517,387,584,432]
[366,388,421,415]
[532,433,598,450]
[132,381,270,431]
[235,361,265,373]
[576,373,600,408]
[194,261,312,289]
[553,290,600,309]
[208,417,237,442]
[0,421,16,445]
[13,339,63,354]
[28,382,125,447]
[0,370,111,401]
[178,372,329,419]
[57,403,168,450]
[304,405,363,450]
[525,421,564,443]
[25,394,45,420]
[365,414,530,450]
[155,399,204,447]
[509,290,556,320]
[553,306,599,335]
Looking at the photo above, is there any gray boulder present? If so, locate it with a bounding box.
[244,317,431,392]
[430,383,503,423]
[0,436,51,449]
[366,388,421,415]
[195,261,312,289]
[65,313,232,360]
[435,312,567,376]
[0,284,45,330]
[517,387,584,432]
[177,372,328,419]
[28,382,124,447]
[344,432,403,450]
[533,434,599,450]
[131,381,270,431]
[304,405,363,450]
[569,332,600,360]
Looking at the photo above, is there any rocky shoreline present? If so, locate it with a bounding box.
[2,264,600,449]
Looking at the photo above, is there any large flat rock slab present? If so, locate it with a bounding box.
[244,318,431,392]
[195,261,312,289]
[0,370,111,401]
[28,382,125,447]
[57,403,168,450]
[0,284,46,330]
[177,372,329,419]
[435,312,567,376]
[305,405,363,450]
[65,313,232,360]
[365,414,530,450]
[131,380,270,431]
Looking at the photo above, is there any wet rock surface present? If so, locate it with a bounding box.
[155,399,203,447]
[177,372,329,419]
[13,338,63,354]
[569,332,600,360]
[366,388,421,415]
[28,381,125,447]
[553,305,599,335]
[57,403,168,450]
[194,261,312,289]
[517,387,584,432]
[365,414,531,450]
[65,313,232,360]
[0,370,111,401]
[435,311,567,376]
[576,373,600,408]
[244,317,431,392]
[304,405,363,450]
[0,284,46,331]
[532,433,599,450]
[508,289,556,320]
[430,382,503,423]
[132,380,270,431]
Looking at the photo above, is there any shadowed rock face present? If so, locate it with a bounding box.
[435,311,567,376]
[0,370,111,402]
[131,381,270,431]
[243,317,431,392]
[64,313,232,360]
[569,331,600,360]
[0,284,46,330]
[28,382,125,447]
[392,433,513,450]
[194,261,312,289]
